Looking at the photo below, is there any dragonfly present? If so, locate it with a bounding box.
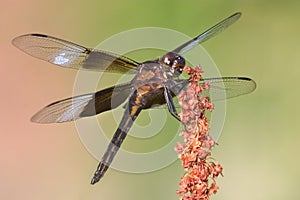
[12,12,256,184]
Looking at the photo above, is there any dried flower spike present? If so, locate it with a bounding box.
[175,66,223,200]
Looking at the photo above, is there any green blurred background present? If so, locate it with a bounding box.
[1,0,300,200]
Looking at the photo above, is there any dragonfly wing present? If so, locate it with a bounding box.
[200,77,256,101]
[147,77,256,109]
[12,34,139,73]
[31,82,133,123]
[172,12,241,55]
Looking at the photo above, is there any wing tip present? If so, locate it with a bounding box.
[30,105,70,124]
[30,112,54,124]
[12,33,38,46]
[11,35,22,48]
[30,112,72,124]
[237,77,257,92]
[234,12,242,17]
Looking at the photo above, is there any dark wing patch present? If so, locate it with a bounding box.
[31,82,133,123]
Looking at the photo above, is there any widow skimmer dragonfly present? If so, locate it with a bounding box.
[12,12,256,184]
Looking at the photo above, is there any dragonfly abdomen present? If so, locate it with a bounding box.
[91,91,143,184]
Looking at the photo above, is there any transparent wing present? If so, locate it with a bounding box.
[12,34,139,73]
[200,77,256,101]
[31,82,133,123]
[143,76,256,110]
[172,12,241,55]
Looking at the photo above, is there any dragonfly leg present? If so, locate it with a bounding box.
[163,86,181,121]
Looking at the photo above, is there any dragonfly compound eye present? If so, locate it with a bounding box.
[161,52,185,74]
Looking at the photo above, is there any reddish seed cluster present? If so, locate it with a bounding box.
[175,66,223,200]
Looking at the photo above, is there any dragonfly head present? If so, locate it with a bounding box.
[161,52,185,75]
